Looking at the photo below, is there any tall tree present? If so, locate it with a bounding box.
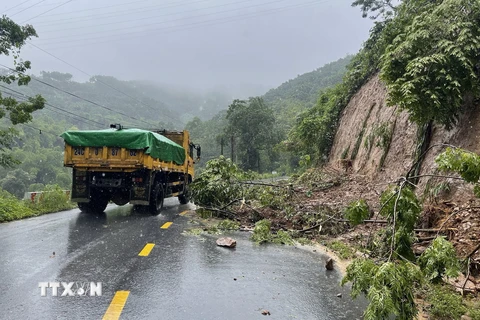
[226,97,277,172]
[0,15,45,167]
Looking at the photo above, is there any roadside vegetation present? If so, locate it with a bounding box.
[0,184,76,222]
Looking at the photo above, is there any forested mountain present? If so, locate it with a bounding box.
[263,56,352,112]
[186,56,351,172]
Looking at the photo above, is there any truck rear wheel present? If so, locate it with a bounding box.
[149,183,164,215]
[78,202,90,212]
[78,193,109,214]
[91,196,109,214]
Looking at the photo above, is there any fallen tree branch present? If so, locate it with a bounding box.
[220,198,244,210]
[406,174,464,181]
[237,181,292,188]
[462,257,471,296]
[202,206,237,220]
[464,242,480,261]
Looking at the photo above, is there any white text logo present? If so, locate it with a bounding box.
[39,282,102,297]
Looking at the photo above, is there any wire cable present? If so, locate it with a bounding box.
[33,0,209,21]
[40,0,325,48]
[0,64,156,127]
[2,0,32,14]
[0,85,106,128]
[37,0,250,30]
[21,0,74,23]
[8,0,47,18]
[39,0,289,40]
[26,43,186,125]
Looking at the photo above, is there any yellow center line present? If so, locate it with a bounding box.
[180,210,189,216]
[138,243,155,257]
[160,222,173,229]
[102,290,130,320]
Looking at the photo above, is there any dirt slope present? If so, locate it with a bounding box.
[325,73,480,265]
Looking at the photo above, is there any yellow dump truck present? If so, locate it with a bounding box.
[61,125,200,214]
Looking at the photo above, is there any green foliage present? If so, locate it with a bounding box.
[342,259,422,320]
[0,184,73,222]
[327,240,357,260]
[380,185,421,260]
[436,147,480,183]
[0,17,46,168]
[0,188,34,222]
[287,84,347,164]
[190,156,243,207]
[418,236,460,283]
[29,184,74,213]
[345,199,370,226]
[250,219,293,245]
[251,219,273,244]
[381,0,480,129]
[352,0,396,19]
[255,185,293,211]
[423,180,451,203]
[226,97,279,172]
[426,284,466,320]
[216,219,240,230]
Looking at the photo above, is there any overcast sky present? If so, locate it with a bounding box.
[1,0,373,93]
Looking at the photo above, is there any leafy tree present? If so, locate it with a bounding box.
[287,84,345,165]
[345,199,371,226]
[0,16,45,167]
[226,97,278,171]
[351,0,396,19]
[1,172,26,198]
[418,236,460,283]
[381,0,480,129]
[190,156,243,207]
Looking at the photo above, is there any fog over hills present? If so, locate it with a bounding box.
[0,0,372,96]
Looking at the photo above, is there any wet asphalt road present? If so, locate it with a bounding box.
[0,199,366,320]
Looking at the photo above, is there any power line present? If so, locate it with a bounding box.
[2,0,32,14]
[40,0,325,48]
[39,0,288,40]
[5,115,61,137]
[0,85,106,128]
[31,77,156,127]
[8,0,47,18]
[39,0,254,33]
[0,64,156,128]
[26,42,186,125]
[33,0,210,22]
[21,0,74,23]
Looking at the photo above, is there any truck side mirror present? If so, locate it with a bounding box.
[196,146,201,160]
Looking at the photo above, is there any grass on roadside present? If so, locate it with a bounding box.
[0,185,76,223]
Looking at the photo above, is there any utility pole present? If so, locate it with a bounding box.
[220,137,224,156]
[230,135,235,163]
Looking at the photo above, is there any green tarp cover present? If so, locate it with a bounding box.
[61,128,185,165]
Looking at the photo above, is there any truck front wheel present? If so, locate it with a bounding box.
[178,185,190,204]
[149,183,164,215]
